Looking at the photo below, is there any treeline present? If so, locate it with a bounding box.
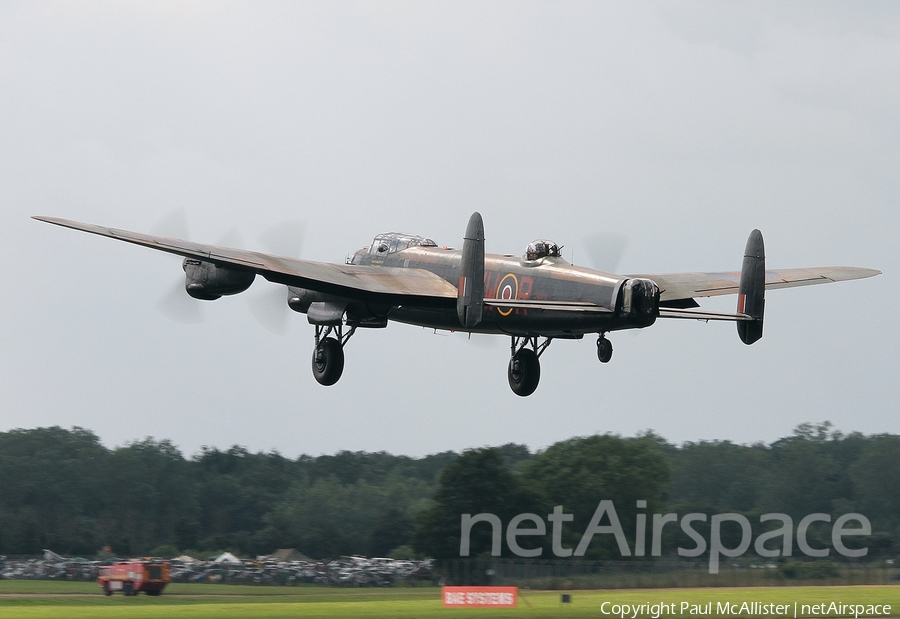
[416,424,899,562]
[0,423,896,561]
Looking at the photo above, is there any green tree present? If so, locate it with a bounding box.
[369,506,416,557]
[415,448,544,559]
[522,434,670,559]
[667,440,768,512]
[761,422,857,518]
[851,434,900,522]
[0,426,108,554]
[103,438,197,555]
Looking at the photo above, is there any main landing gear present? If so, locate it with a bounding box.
[508,336,552,397]
[596,333,613,363]
[311,323,356,386]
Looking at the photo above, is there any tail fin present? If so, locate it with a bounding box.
[737,229,765,345]
[457,212,485,328]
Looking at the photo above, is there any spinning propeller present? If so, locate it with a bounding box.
[152,210,305,335]
[580,231,629,274]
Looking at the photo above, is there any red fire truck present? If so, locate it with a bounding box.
[98,561,169,596]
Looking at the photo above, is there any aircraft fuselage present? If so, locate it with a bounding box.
[348,245,655,337]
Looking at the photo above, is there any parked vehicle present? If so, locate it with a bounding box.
[97,561,169,596]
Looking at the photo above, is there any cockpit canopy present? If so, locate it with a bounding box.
[368,232,437,255]
[525,239,562,261]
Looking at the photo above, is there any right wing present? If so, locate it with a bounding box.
[630,267,881,303]
[33,217,458,307]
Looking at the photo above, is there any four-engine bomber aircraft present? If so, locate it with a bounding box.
[34,213,879,396]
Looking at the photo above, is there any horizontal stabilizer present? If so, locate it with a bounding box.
[630,266,881,302]
[659,308,753,322]
[484,299,613,313]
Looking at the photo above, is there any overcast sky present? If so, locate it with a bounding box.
[1,1,897,458]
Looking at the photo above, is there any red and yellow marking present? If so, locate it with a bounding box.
[495,273,518,316]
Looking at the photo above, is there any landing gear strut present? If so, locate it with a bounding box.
[507,335,552,397]
[311,323,356,386]
[596,333,613,363]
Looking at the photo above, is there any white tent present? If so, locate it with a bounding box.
[213,552,242,565]
[268,548,314,563]
[42,549,64,563]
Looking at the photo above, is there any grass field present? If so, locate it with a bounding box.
[0,581,897,618]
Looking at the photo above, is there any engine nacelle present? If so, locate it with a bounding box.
[287,287,389,328]
[287,287,325,314]
[618,278,660,327]
[183,259,255,300]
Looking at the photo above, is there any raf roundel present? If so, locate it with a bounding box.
[495,273,518,316]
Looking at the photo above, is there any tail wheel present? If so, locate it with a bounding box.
[596,335,613,363]
[312,337,344,386]
[508,348,540,397]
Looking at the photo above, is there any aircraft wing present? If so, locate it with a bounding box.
[630,267,881,303]
[33,216,459,306]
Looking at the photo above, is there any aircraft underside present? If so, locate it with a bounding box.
[307,315,620,397]
[387,306,629,337]
[32,211,879,398]
[302,303,650,397]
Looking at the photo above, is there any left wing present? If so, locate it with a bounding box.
[33,217,458,306]
[630,267,881,303]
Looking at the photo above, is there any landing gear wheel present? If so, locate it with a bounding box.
[103,583,112,596]
[508,348,541,397]
[596,336,613,363]
[123,582,134,596]
[312,337,345,386]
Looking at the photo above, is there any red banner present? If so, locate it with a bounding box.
[442,586,518,608]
